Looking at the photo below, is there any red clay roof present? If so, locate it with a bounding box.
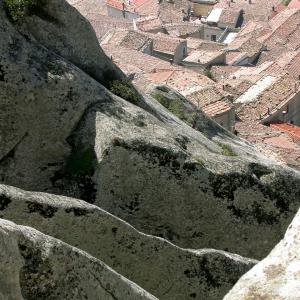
[270,123,300,142]
[202,100,232,117]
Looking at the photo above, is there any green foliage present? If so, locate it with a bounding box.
[216,142,237,157]
[65,148,95,176]
[167,98,187,121]
[109,79,140,104]
[4,0,43,22]
[153,92,197,126]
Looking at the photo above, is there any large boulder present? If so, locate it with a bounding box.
[14,0,124,85]
[224,208,300,300]
[0,184,257,300]
[1,0,300,261]
[0,218,157,300]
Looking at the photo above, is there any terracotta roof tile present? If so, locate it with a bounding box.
[270,123,300,142]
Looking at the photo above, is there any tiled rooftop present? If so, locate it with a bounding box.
[270,123,300,142]
[187,37,225,52]
[214,0,282,24]
[183,49,224,64]
[289,0,300,9]
[236,75,300,122]
[182,84,233,118]
[102,45,175,75]
[218,8,241,24]
[68,0,108,16]
[135,16,163,32]
[164,23,202,38]
[202,100,232,117]
[258,8,300,52]
[142,32,186,53]
[101,29,152,52]
[236,121,300,170]
[144,69,214,93]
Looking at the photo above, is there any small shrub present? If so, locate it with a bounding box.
[109,79,140,104]
[216,142,237,157]
[4,0,44,22]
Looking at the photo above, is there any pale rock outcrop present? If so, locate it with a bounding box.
[1,0,300,262]
[16,0,124,85]
[0,218,157,300]
[224,208,300,300]
[0,184,257,300]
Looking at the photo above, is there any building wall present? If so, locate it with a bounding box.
[152,42,187,64]
[263,92,300,125]
[174,41,188,64]
[213,108,235,132]
[141,41,153,55]
[203,26,224,41]
[152,51,174,63]
[107,6,139,20]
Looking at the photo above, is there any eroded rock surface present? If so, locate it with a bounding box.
[0,218,157,300]
[1,0,300,263]
[224,208,300,300]
[0,184,256,300]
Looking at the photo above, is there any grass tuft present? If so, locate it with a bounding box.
[216,142,237,157]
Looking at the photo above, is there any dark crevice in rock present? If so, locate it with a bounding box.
[0,194,11,210]
[26,201,58,218]
[51,105,97,203]
[0,64,5,81]
[65,207,90,216]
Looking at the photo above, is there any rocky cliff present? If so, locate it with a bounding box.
[0,0,300,299]
[224,207,300,300]
[0,184,256,300]
[0,218,157,300]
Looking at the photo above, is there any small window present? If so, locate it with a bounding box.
[211,35,216,42]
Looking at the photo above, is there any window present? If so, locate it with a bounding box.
[211,35,216,42]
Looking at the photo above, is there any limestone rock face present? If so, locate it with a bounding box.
[0,184,257,300]
[224,208,300,300]
[1,0,300,261]
[0,218,157,300]
[16,0,124,85]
